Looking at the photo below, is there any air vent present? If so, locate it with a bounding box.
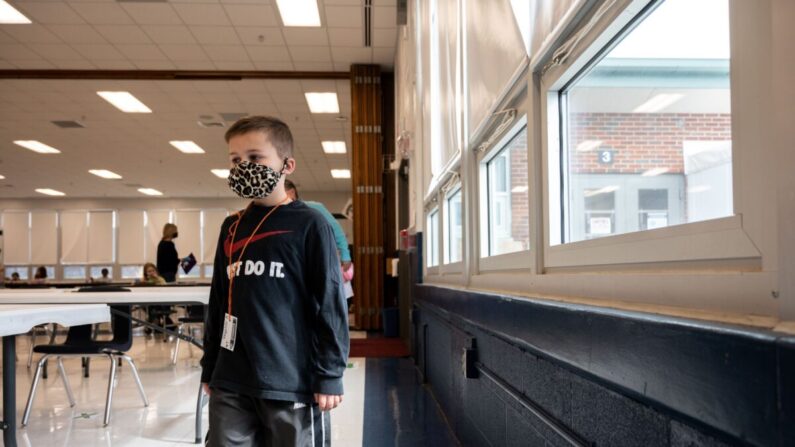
[197,120,224,128]
[397,0,407,25]
[51,120,84,128]
[220,112,248,122]
[364,0,372,47]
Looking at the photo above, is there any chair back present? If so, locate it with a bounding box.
[108,305,133,352]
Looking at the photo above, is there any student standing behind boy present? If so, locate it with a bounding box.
[201,116,349,447]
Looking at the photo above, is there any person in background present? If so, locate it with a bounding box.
[31,266,48,284]
[93,268,112,283]
[10,272,21,283]
[284,179,355,307]
[157,223,180,283]
[142,263,166,286]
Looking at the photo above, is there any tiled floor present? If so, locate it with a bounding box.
[2,331,457,446]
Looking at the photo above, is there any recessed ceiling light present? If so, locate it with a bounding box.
[36,188,65,196]
[14,140,61,154]
[322,141,347,154]
[276,0,321,27]
[330,169,351,179]
[0,0,32,24]
[89,169,122,179]
[305,92,340,114]
[633,93,684,113]
[138,188,163,196]
[170,140,206,154]
[0,174,5,179]
[211,169,230,178]
[97,91,152,113]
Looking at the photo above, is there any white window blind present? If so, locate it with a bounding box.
[175,210,200,265]
[118,210,145,264]
[30,211,57,265]
[202,210,229,263]
[88,211,114,263]
[60,211,88,263]
[2,212,30,264]
[146,210,172,261]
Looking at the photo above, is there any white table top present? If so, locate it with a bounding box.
[0,304,111,337]
[0,286,210,305]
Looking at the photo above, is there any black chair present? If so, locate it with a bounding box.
[22,305,149,427]
[147,305,177,342]
[171,305,205,365]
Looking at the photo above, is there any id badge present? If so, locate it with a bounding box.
[221,313,238,351]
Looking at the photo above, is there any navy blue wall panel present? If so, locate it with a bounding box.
[413,284,795,447]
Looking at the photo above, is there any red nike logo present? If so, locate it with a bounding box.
[224,230,292,257]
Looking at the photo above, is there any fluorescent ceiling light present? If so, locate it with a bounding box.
[641,167,669,177]
[511,185,528,193]
[276,0,321,27]
[0,0,31,24]
[322,141,347,154]
[633,93,684,113]
[305,93,340,114]
[0,174,5,179]
[583,185,619,197]
[330,169,351,179]
[575,140,602,152]
[138,188,163,196]
[89,169,122,179]
[96,91,152,113]
[14,140,61,154]
[211,169,230,178]
[170,140,206,154]
[36,188,65,196]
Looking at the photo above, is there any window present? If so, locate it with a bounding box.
[180,264,201,279]
[426,209,439,267]
[121,265,143,280]
[559,0,731,243]
[484,124,530,256]
[203,264,215,279]
[5,266,28,280]
[90,266,113,280]
[63,266,87,280]
[445,187,463,264]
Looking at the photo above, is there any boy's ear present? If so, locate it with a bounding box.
[283,158,296,175]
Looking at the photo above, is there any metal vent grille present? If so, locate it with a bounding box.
[364,0,372,47]
[51,120,84,128]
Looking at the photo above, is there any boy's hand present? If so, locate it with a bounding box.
[202,382,211,396]
[314,393,343,411]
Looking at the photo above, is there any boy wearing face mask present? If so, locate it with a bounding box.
[201,116,349,447]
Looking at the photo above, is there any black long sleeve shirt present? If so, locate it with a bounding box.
[200,200,349,403]
[156,240,179,282]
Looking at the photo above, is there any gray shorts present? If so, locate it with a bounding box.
[207,387,331,447]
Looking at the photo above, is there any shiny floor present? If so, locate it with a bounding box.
[3,331,458,446]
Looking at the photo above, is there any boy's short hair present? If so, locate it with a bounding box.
[225,115,294,159]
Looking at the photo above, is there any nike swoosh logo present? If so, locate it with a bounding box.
[224,230,292,257]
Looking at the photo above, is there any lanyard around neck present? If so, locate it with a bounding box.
[226,197,289,317]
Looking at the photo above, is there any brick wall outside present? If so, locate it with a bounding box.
[509,132,530,247]
[568,113,732,174]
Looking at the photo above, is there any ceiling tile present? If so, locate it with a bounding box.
[116,44,168,61]
[0,43,41,60]
[121,4,183,26]
[330,46,371,64]
[289,46,331,62]
[372,6,396,28]
[263,79,301,93]
[158,44,210,62]
[92,59,137,69]
[142,25,197,45]
[0,30,15,44]
[172,60,215,70]
[212,60,255,70]
[45,24,107,45]
[172,4,230,26]
[235,27,284,46]
[73,43,126,60]
[15,3,86,25]
[132,59,176,70]
[2,24,62,44]
[5,59,56,69]
[203,45,250,62]
[53,59,96,69]
[324,6,362,28]
[28,43,85,60]
[327,28,362,47]
[94,25,152,45]
[372,46,394,67]
[223,4,279,27]
[323,0,363,5]
[245,45,291,62]
[189,26,241,45]
[70,2,134,25]
[371,27,396,47]
[282,28,329,46]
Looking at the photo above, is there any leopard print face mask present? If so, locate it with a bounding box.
[227,159,287,199]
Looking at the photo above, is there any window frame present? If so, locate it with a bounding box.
[425,205,441,272]
[442,183,464,271]
[539,0,760,270]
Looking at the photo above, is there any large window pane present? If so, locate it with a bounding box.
[561,0,731,243]
[445,188,463,263]
[485,125,530,256]
[63,266,87,280]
